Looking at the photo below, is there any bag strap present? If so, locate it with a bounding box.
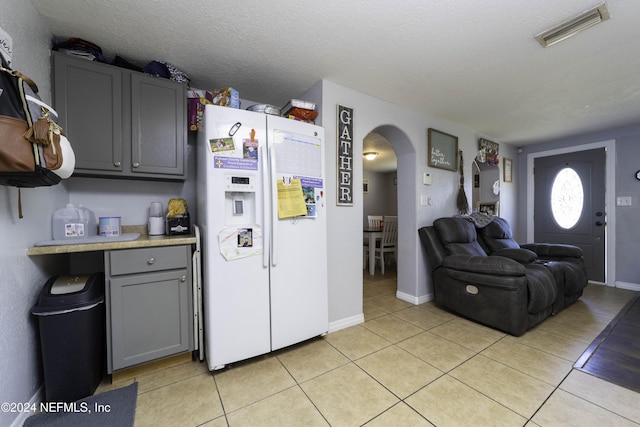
[14,71,38,94]
[18,189,23,219]
[0,55,39,93]
[12,69,44,167]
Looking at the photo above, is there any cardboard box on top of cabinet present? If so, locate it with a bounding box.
[211,87,239,109]
[187,88,240,131]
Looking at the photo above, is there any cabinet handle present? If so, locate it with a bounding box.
[132,162,140,168]
[147,257,155,265]
[181,275,187,282]
[114,161,121,167]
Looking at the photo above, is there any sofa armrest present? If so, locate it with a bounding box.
[418,226,445,271]
[493,248,537,264]
[443,254,526,276]
[521,243,583,259]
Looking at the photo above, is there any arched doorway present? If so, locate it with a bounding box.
[362,131,398,302]
[361,125,418,316]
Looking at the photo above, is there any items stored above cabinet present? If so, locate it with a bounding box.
[53,52,186,180]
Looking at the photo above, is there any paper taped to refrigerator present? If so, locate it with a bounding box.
[277,178,308,219]
[218,226,262,261]
[299,176,324,218]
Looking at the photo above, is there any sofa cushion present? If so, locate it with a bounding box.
[521,243,583,259]
[434,218,487,257]
[493,248,537,264]
[476,217,521,253]
[525,264,557,313]
[444,254,526,276]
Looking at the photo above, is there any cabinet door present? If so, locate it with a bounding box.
[130,74,185,177]
[110,269,191,371]
[53,53,123,173]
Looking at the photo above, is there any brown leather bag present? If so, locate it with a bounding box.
[1,56,74,218]
[0,57,63,188]
[0,115,35,172]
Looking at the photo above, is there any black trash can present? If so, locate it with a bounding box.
[32,273,106,402]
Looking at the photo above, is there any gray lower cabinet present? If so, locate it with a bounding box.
[105,245,193,372]
[53,52,186,180]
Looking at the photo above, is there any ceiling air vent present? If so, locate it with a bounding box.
[535,3,610,47]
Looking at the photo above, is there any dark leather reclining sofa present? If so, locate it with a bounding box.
[418,217,588,336]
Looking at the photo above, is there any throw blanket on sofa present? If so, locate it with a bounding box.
[456,212,495,228]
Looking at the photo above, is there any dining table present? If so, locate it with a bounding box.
[363,227,383,275]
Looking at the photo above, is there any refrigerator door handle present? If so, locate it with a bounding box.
[269,145,278,267]
[260,145,269,269]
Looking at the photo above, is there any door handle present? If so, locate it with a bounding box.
[595,221,605,226]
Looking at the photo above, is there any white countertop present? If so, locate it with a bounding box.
[27,225,197,256]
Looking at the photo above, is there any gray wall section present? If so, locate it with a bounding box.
[612,134,640,284]
[516,124,640,286]
[363,170,398,225]
[0,2,69,426]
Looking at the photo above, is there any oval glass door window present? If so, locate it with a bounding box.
[551,167,583,229]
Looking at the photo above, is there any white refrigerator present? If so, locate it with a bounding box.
[196,104,328,370]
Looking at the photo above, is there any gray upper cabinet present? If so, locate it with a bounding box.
[53,52,186,180]
[53,53,124,173]
[131,74,185,176]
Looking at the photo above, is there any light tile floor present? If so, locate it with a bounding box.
[101,269,640,426]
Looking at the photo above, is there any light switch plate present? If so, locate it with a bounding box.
[616,196,632,207]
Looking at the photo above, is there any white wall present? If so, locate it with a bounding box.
[319,80,517,330]
[0,2,68,426]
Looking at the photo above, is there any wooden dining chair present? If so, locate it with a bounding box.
[364,215,384,268]
[367,215,383,229]
[374,216,398,274]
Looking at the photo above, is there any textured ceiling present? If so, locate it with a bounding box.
[31,0,640,155]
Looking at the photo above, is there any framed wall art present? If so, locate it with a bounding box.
[478,201,499,216]
[503,157,513,182]
[428,128,458,172]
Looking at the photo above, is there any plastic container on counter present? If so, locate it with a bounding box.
[99,216,121,236]
[77,204,98,237]
[52,204,98,240]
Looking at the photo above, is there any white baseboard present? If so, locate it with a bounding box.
[327,291,436,334]
[328,313,364,333]
[615,281,640,292]
[396,290,433,305]
[11,385,43,427]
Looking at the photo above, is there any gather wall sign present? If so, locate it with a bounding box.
[337,105,354,206]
